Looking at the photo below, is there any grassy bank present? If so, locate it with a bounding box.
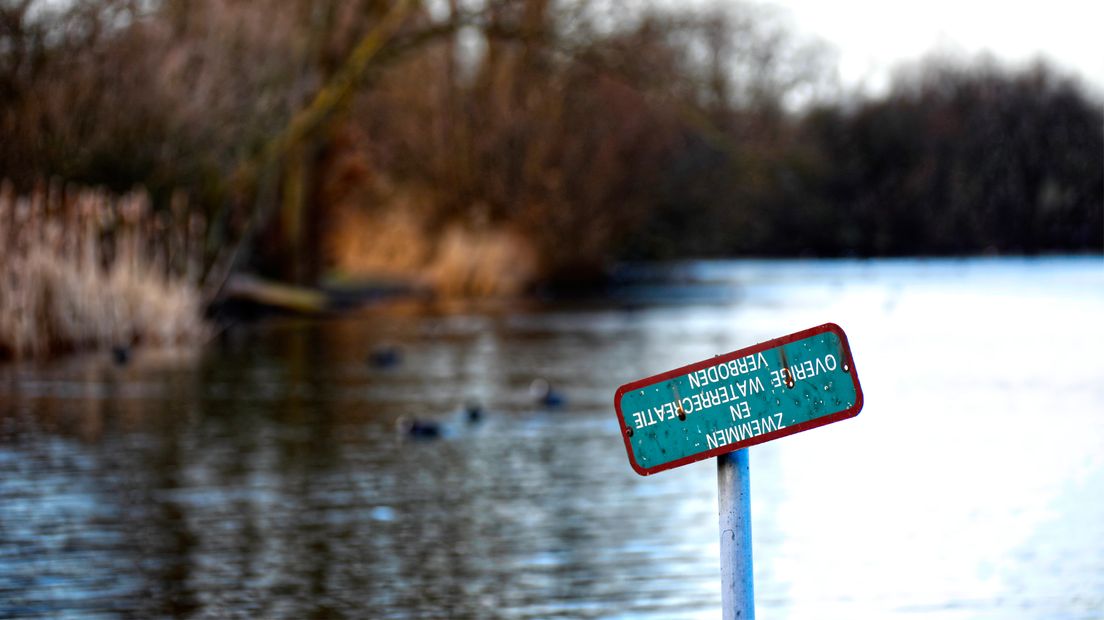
[0,181,208,360]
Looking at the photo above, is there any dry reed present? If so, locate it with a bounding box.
[0,180,209,360]
[325,195,539,298]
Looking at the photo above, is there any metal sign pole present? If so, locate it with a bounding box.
[718,449,754,619]
[616,325,862,617]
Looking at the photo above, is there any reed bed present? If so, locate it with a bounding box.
[0,180,209,360]
[325,198,539,298]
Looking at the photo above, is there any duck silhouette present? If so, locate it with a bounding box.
[368,345,401,369]
[395,416,442,439]
[529,378,566,408]
[463,401,484,423]
[111,345,131,366]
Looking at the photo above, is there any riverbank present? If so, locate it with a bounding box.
[0,179,547,360]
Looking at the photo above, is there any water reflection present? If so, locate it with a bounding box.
[1,258,1102,618]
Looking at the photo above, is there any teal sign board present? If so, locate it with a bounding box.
[614,323,864,476]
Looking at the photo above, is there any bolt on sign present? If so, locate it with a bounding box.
[614,323,864,476]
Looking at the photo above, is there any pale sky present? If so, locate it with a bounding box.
[772,0,1104,97]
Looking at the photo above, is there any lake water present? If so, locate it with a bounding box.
[1,257,1102,619]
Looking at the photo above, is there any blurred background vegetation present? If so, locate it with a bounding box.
[1,0,1101,349]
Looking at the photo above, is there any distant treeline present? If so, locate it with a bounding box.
[1,0,1101,290]
[627,61,1103,260]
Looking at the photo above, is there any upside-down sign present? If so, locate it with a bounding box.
[614,323,864,476]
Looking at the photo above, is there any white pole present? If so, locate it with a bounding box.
[718,449,754,619]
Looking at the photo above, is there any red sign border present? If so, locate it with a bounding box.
[614,322,864,476]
